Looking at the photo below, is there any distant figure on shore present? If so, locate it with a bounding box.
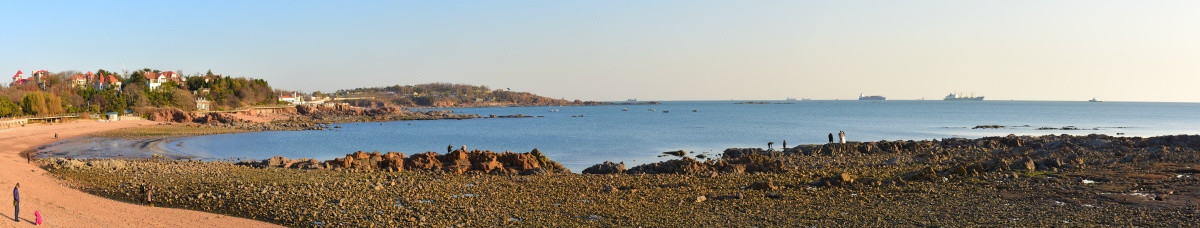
[767,142,774,151]
[828,133,834,144]
[143,184,155,207]
[838,131,846,144]
[13,183,19,222]
[53,133,57,139]
[34,210,41,225]
[782,140,787,150]
[447,144,453,153]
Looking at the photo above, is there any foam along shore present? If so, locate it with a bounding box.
[0,119,278,227]
[41,134,1200,226]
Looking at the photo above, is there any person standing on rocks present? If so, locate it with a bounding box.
[782,140,787,150]
[838,131,846,143]
[143,183,155,207]
[447,144,453,153]
[12,183,19,222]
[828,133,834,144]
[767,142,774,151]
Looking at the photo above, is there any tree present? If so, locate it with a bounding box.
[170,87,196,110]
[0,98,19,117]
[20,92,65,115]
[122,83,150,108]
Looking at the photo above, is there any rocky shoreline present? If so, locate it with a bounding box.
[42,134,1200,226]
[139,104,482,132]
[234,148,570,175]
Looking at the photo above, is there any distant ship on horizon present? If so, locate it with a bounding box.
[1089,97,1102,102]
[858,93,886,101]
[944,92,984,101]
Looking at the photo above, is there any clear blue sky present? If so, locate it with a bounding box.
[3,1,1199,102]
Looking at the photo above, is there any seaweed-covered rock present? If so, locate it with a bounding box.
[627,158,711,174]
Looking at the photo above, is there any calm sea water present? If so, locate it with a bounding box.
[139,101,1199,171]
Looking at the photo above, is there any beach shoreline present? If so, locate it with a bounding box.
[32,127,1200,226]
[0,120,279,227]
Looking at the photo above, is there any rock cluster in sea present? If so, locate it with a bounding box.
[235,148,570,174]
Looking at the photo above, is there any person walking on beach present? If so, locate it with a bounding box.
[13,183,19,222]
[838,131,846,144]
[828,133,834,144]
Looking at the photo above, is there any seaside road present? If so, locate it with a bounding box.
[0,119,279,228]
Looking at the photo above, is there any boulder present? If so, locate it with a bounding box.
[468,151,504,173]
[499,152,541,171]
[381,152,405,171]
[406,152,443,171]
[627,158,711,174]
[289,158,321,169]
[442,150,471,174]
[582,161,626,174]
[663,150,687,157]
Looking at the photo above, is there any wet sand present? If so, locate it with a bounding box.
[0,120,277,228]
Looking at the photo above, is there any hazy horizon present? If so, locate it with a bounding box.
[3,1,1199,102]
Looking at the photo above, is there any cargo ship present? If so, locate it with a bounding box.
[943,92,983,101]
[858,93,886,101]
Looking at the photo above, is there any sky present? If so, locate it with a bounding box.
[2,1,1199,102]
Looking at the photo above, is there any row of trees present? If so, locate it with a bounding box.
[0,69,279,118]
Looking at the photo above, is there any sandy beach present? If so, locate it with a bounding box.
[0,120,277,228]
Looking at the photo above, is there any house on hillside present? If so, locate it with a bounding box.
[96,72,122,89]
[10,70,50,89]
[147,71,182,90]
[196,97,211,111]
[68,71,123,89]
[279,92,301,105]
[9,70,22,86]
[69,73,88,88]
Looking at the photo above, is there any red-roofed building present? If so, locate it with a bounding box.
[11,69,50,89]
[279,92,301,105]
[69,74,88,88]
[147,71,181,90]
[105,74,122,88]
[93,72,122,89]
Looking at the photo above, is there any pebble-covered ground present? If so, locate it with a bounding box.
[44,135,1200,227]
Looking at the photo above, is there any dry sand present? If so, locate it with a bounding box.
[0,119,278,228]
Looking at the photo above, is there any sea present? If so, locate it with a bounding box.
[44,100,1200,172]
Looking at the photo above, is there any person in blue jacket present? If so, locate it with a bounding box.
[12,183,19,222]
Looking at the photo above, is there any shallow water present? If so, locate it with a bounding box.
[40,100,1200,171]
